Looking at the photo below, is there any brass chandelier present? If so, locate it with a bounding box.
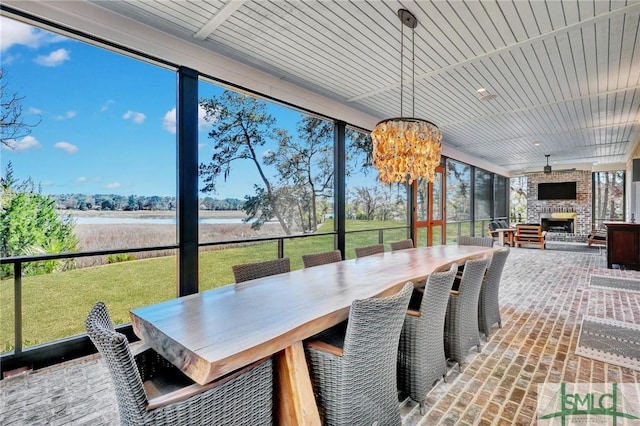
[371,9,442,185]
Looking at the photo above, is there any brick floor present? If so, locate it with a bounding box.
[2,245,640,425]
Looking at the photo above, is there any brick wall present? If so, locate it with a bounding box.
[526,170,592,234]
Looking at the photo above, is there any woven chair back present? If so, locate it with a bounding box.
[390,239,414,251]
[302,250,342,268]
[354,244,384,258]
[457,236,494,247]
[86,302,147,424]
[232,258,290,283]
[479,247,510,336]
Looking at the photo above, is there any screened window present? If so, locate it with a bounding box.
[0,16,176,349]
[494,175,508,219]
[474,169,492,220]
[446,159,471,242]
[344,129,408,258]
[510,177,528,223]
[593,171,624,229]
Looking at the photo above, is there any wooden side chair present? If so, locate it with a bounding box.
[86,302,274,425]
[390,239,414,251]
[587,229,607,247]
[302,250,342,268]
[232,258,290,283]
[513,224,546,249]
[354,244,384,258]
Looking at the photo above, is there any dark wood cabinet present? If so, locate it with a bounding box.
[606,222,640,270]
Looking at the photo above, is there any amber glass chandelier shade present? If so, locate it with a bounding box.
[371,118,442,184]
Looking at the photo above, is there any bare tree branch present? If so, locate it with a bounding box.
[0,68,41,149]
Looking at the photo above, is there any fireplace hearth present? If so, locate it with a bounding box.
[540,218,574,233]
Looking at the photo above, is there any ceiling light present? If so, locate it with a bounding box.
[476,87,487,93]
[533,141,541,146]
[371,9,442,184]
[479,93,498,101]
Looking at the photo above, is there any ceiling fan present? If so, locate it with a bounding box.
[520,154,577,175]
[544,154,552,174]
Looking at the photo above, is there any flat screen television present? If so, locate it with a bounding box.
[538,182,577,200]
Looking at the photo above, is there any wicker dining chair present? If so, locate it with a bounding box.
[397,264,457,413]
[305,282,413,426]
[302,250,342,268]
[390,239,414,251]
[444,257,489,368]
[354,243,385,258]
[86,302,273,426]
[478,247,510,338]
[457,236,494,247]
[232,258,290,283]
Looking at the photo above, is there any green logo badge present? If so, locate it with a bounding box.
[538,383,640,425]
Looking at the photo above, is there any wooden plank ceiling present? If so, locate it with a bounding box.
[89,0,640,174]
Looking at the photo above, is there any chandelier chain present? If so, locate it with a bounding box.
[412,28,415,117]
[400,17,404,118]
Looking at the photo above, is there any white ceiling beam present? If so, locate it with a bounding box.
[193,0,248,40]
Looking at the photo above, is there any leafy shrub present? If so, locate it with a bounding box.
[1,163,78,278]
[106,253,136,263]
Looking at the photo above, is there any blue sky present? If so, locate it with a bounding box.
[0,16,339,199]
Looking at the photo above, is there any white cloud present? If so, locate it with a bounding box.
[54,141,78,154]
[1,53,18,66]
[100,100,115,112]
[262,149,275,159]
[28,107,43,115]
[123,110,146,124]
[76,176,101,183]
[104,182,122,189]
[2,135,41,151]
[198,105,208,128]
[162,105,208,134]
[34,48,70,67]
[163,108,176,134]
[54,110,76,120]
[0,17,66,52]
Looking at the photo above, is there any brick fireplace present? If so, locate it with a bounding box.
[526,170,592,235]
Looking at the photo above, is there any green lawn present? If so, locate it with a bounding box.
[1,220,414,351]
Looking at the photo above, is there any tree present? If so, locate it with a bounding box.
[346,129,373,174]
[199,91,291,234]
[352,186,382,220]
[1,162,78,278]
[1,68,41,149]
[266,117,334,232]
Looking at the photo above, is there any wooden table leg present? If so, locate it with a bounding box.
[498,230,506,246]
[277,341,321,426]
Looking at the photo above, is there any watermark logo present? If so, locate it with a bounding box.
[538,383,640,425]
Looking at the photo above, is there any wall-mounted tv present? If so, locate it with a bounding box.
[538,182,577,200]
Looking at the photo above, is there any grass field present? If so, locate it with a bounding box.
[0,219,414,351]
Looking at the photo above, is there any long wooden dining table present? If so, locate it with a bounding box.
[130,245,496,425]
